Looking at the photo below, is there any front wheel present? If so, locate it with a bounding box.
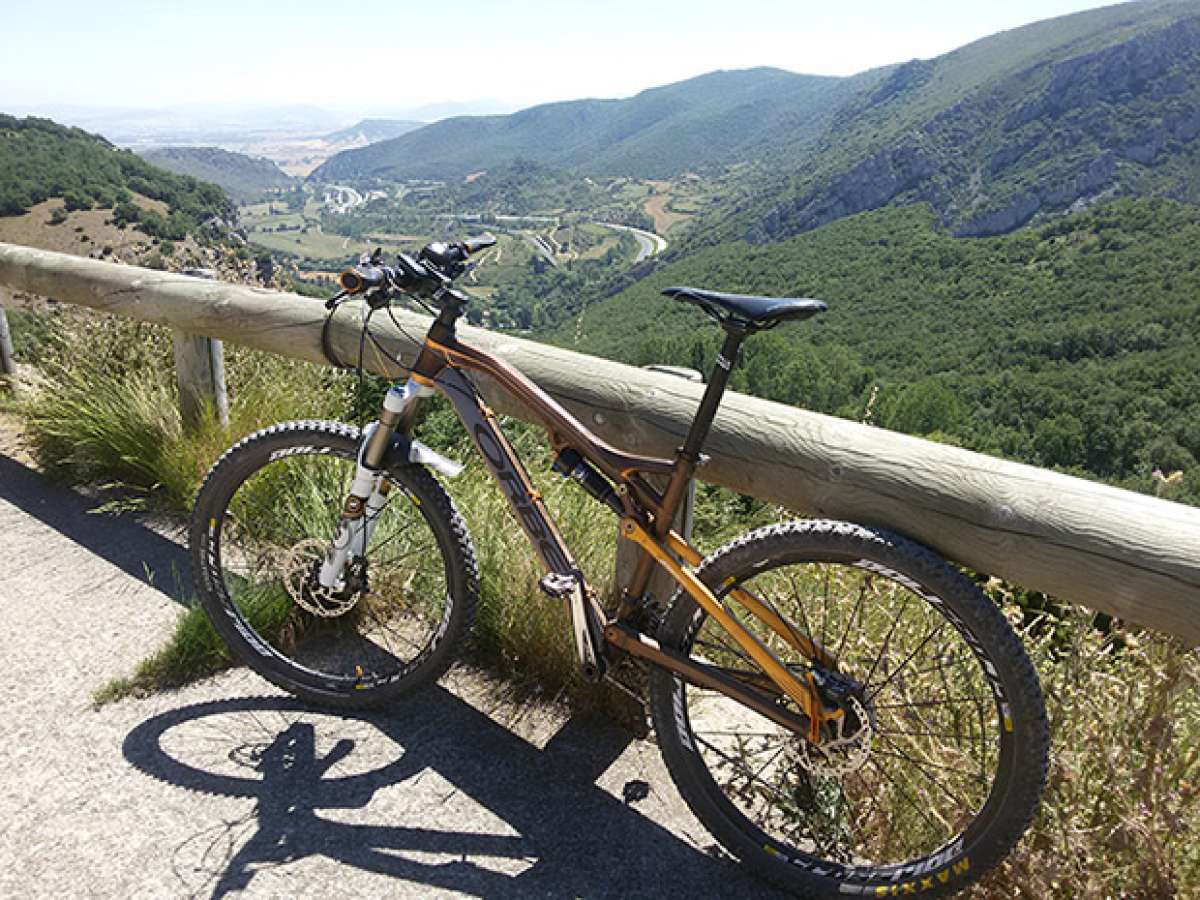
[191,420,478,707]
[648,520,1048,898]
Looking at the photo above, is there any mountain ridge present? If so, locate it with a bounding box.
[747,5,1200,240]
[321,118,424,146]
[313,0,1200,245]
[312,67,872,181]
[140,146,295,201]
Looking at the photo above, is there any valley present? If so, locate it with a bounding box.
[4,0,1200,497]
[234,163,683,311]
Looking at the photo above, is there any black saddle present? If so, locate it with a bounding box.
[663,286,827,330]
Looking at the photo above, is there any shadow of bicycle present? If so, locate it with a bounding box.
[123,684,784,899]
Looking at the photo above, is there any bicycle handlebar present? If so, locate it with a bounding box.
[463,234,498,254]
[337,265,385,294]
[337,234,496,301]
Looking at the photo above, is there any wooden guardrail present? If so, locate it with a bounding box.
[1,241,1198,644]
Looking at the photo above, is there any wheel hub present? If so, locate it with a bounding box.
[796,668,875,778]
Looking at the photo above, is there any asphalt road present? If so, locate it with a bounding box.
[0,438,783,899]
[594,222,668,263]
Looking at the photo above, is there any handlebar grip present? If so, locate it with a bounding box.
[463,233,497,254]
[338,265,385,294]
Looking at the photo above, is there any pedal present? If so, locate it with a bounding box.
[539,572,576,599]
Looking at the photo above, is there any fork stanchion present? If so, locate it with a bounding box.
[613,366,702,604]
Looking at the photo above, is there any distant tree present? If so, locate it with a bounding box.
[1034,414,1086,469]
[881,379,964,436]
[255,251,276,284]
[63,191,90,212]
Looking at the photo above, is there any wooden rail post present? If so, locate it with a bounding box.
[172,269,227,431]
[0,305,14,380]
[0,287,16,380]
[614,365,702,602]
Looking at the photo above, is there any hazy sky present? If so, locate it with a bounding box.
[2,0,1129,114]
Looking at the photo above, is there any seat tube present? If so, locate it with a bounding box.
[656,327,745,537]
[679,328,745,461]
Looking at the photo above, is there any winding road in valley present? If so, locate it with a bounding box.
[594,222,668,262]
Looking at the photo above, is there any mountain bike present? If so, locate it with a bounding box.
[190,235,1049,898]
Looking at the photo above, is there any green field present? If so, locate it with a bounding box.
[248,228,373,262]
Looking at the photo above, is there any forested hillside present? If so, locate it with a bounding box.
[313,1,1200,247]
[732,0,1200,240]
[312,68,869,181]
[140,147,294,201]
[0,115,233,238]
[565,198,1200,504]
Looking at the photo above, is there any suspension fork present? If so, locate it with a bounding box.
[317,378,434,590]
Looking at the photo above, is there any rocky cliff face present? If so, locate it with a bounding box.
[756,16,1200,240]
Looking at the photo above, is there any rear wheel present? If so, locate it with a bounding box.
[191,420,477,707]
[648,520,1048,898]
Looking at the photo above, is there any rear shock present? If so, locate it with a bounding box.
[551,448,624,515]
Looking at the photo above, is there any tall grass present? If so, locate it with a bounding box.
[10,307,1200,895]
[18,309,348,509]
[982,605,1200,897]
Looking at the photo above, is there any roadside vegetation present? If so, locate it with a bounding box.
[4,303,1197,897]
[573,198,1200,507]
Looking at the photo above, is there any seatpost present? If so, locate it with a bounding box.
[655,325,747,539]
[680,326,747,462]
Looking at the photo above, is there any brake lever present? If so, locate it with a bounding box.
[324,290,348,311]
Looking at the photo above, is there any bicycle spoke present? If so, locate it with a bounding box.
[867,755,949,837]
[784,570,820,654]
[866,620,949,700]
[871,734,985,813]
[861,594,913,689]
[694,634,755,667]
[834,577,870,666]
[872,695,986,710]
[874,726,978,743]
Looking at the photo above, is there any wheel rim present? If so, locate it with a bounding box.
[675,556,1009,873]
[212,446,453,693]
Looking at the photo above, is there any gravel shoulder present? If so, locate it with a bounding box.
[0,431,780,898]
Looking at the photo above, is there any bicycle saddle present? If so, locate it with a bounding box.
[662,286,827,329]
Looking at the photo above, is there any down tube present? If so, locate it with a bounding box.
[435,366,576,575]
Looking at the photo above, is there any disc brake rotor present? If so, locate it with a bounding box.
[283,538,363,618]
[797,695,874,778]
